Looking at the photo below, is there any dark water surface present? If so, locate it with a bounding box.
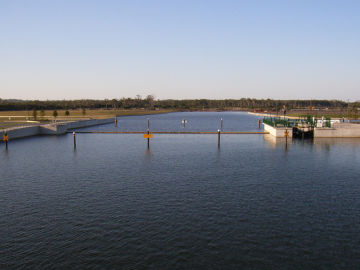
[1,112,359,269]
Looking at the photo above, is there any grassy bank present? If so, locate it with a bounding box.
[0,109,174,130]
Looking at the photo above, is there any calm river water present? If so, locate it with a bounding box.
[1,112,359,269]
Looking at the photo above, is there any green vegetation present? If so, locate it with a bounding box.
[0,98,357,111]
[0,97,359,119]
[263,115,324,128]
[32,108,37,120]
[263,118,294,127]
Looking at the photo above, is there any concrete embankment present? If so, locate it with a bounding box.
[263,123,293,137]
[315,123,360,138]
[0,118,114,140]
[263,122,360,138]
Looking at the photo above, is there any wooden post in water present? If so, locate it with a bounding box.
[73,132,76,149]
[147,129,150,149]
[218,129,221,148]
[147,119,150,148]
[284,129,289,149]
[115,117,118,127]
[258,119,261,129]
[182,119,186,128]
[4,132,8,150]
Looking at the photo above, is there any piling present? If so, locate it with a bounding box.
[258,119,261,129]
[4,132,8,150]
[73,132,76,149]
[147,129,150,149]
[284,129,289,148]
[147,119,150,148]
[115,117,118,127]
[218,129,221,148]
[182,119,186,128]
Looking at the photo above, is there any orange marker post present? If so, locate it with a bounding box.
[284,129,289,147]
[143,134,153,139]
[144,129,152,148]
[3,133,8,149]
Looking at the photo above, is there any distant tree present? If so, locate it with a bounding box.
[40,110,45,118]
[111,99,118,109]
[65,110,70,116]
[351,105,358,119]
[32,108,37,120]
[53,110,58,118]
[82,108,86,116]
[146,95,155,109]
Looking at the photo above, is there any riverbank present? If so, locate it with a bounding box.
[0,118,115,140]
[0,109,173,130]
[0,109,173,140]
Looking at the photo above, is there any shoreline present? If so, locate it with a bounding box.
[0,110,175,140]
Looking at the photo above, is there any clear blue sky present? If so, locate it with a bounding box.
[1,0,359,100]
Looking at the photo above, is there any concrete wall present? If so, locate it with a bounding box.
[315,123,360,138]
[40,118,114,135]
[0,126,40,140]
[1,118,115,140]
[264,122,360,138]
[263,123,293,138]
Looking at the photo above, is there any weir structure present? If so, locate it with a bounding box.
[263,116,360,138]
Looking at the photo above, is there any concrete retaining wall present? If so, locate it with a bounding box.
[40,118,114,135]
[315,123,360,137]
[1,118,114,140]
[264,122,360,138]
[0,126,41,140]
[263,123,293,138]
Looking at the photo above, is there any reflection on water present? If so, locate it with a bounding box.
[144,148,152,161]
[264,134,360,153]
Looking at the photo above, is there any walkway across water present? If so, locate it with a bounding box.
[69,131,269,134]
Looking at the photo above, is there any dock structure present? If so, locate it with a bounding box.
[263,116,360,138]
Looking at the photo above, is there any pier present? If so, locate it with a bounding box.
[263,116,360,138]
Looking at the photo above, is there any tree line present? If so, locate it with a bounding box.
[0,96,358,111]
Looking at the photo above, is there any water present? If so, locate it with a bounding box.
[74,111,261,132]
[1,112,359,269]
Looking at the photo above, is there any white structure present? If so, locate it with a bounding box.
[263,123,293,138]
[315,123,360,137]
[264,122,360,138]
